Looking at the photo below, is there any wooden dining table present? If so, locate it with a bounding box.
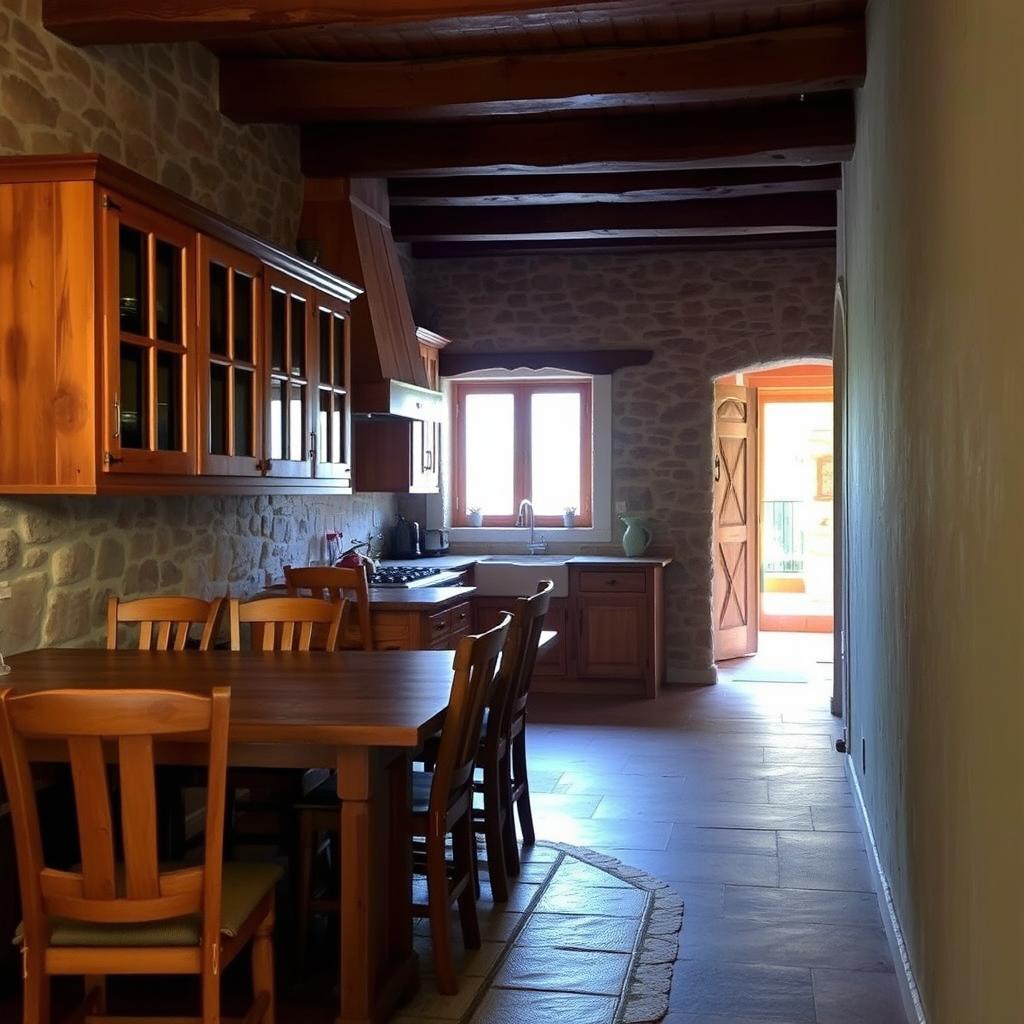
[4,646,460,1024]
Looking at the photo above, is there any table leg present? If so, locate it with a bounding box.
[336,746,418,1024]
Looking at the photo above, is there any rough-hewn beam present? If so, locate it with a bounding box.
[220,22,864,122]
[410,231,837,257]
[301,96,855,176]
[43,1,849,45]
[391,193,836,241]
[388,166,843,206]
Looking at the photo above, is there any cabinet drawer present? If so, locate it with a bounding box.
[426,608,451,642]
[448,602,472,634]
[577,570,646,593]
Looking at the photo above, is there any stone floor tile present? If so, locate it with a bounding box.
[494,945,631,996]
[769,779,853,806]
[535,879,649,917]
[724,884,881,928]
[533,815,673,852]
[668,960,816,1022]
[778,832,874,892]
[812,967,907,1023]
[470,987,619,1024]
[517,912,640,953]
[811,803,863,831]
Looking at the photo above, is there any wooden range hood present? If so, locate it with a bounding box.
[299,177,442,419]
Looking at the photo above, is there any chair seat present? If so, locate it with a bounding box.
[16,862,282,949]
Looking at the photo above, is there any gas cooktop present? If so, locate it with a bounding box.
[370,565,461,588]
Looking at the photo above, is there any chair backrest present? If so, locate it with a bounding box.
[0,687,230,959]
[107,595,225,652]
[283,564,373,651]
[229,596,344,652]
[508,580,555,722]
[431,615,511,826]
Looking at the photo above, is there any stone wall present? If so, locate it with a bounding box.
[413,247,836,678]
[0,0,301,246]
[0,0,397,654]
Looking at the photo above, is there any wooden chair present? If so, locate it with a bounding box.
[106,595,226,857]
[107,595,224,652]
[228,596,343,653]
[507,582,556,850]
[295,615,511,993]
[0,686,280,1024]
[472,580,554,902]
[283,564,373,651]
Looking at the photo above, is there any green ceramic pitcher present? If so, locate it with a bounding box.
[620,515,653,557]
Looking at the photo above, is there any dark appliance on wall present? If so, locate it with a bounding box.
[391,516,421,560]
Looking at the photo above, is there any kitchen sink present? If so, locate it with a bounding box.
[473,556,571,598]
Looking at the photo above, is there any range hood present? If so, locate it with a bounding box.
[299,176,442,420]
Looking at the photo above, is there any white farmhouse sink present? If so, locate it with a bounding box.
[473,556,571,598]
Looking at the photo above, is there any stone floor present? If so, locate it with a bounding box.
[0,632,910,1024]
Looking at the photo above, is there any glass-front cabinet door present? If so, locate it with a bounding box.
[263,268,314,479]
[101,193,195,474]
[313,294,351,482]
[198,238,264,476]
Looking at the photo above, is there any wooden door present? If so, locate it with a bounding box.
[197,237,264,476]
[713,383,758,661]
[263,268,314,479]
[101,191,196,475]
[576,594,647,680]
[312,292,352,484]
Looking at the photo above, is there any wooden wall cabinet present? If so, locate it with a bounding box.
[0,154,360,495]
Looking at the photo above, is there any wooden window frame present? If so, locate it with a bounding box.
[452,379,593,528]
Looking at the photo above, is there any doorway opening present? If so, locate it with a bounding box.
[712,362,834,667]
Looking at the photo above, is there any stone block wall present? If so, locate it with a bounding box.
[0,1,397,654]
[413,247,836,678]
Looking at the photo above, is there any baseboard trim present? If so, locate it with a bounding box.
[666,666,719,686]
[846,758,928,1024]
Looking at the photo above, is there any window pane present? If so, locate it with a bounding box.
[290,296,306,377]
[155,350,182,451]
[118,226,147,335]
[234,273,253,363]
[270,290,285,372]
[209,363,228,455]
[154,240,181,342]
[531,391,582,515]
[119,342,147,449]
[318,390,331,463]
[270,380,284,460]
[319,310,331,384]
[464,392,514,516]
[333,313,346,387]
[234,369,254,457]
[208,262,228,356]
[332,405,343,465]
[288,384,305,461]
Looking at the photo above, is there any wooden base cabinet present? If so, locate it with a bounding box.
[0,154,360,495]
[475,563,666,698]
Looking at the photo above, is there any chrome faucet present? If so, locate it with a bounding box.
[516,498,548,555]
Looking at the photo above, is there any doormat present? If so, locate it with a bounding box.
[399,841,684,1024]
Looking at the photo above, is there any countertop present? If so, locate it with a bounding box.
[380,554,673,569]
[262,582,476,611]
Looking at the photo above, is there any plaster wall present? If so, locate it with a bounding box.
[843,0,1024,1018]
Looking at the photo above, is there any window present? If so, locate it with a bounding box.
[452,379,593,527]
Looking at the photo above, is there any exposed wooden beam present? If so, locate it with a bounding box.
[388,165,843,206]
[391,193,836,241]
[220,22,864,122]
[301,95,855,176]
[42,1,856,45]
[410,231,837,257]
[441,349,654,376]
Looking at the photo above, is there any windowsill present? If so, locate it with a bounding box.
[449,525,612,544]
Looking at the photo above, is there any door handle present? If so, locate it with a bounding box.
[113,394,121,439]
[714,454,721,482]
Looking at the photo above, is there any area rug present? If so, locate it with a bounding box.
[397,841,684,1024]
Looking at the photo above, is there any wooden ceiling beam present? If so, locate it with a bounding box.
[410,231,836,257]
[301,95,855,176]
[388,165,843,206]
[391,193,836,241]
[219,22,864,122]
[43,1,857,45]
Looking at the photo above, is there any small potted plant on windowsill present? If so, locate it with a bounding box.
[562,506,577,528]
[467,506,483,527]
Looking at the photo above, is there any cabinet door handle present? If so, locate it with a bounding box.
[309,431,317,462]
[424,449,433,471]
[113,394,120,439]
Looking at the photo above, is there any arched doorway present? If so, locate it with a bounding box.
[713,360,835,667]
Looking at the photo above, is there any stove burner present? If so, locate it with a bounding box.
[370,565,443,587]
